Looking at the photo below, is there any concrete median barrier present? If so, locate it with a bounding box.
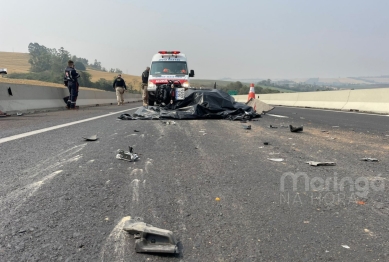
[233,88,389,114]
[343,88,389,114]
[0,83,141,113]
[293,90,350,110]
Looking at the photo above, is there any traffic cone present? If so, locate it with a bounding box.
[248,83,255,101]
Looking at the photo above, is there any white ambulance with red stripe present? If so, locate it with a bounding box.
[147,51,195,105]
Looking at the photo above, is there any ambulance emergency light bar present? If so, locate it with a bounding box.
[158,51,180,55]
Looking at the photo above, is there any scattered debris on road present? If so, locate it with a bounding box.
[357,200,366,205]
[82,135,98,141]
[269,125,278,128]
[289,125,303,132]
[263,142,270,145]
[123,217,178,254]
[116,147,139,162]
[215,197,220,201]
[360,158,379,162]
[130,90,263,120]
[341,245,350,249]
[306,161,336,166]
[16,112,23,116]
[243,125,251,130]
[134,130,140,132]
[268,158,284,162]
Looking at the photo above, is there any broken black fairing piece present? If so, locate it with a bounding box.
[123,217,178,254]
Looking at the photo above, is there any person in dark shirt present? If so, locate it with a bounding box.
[64,60,80,109]
[141,67,150,106]
[113,74,127,105]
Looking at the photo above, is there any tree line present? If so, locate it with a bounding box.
[6,43,138,92]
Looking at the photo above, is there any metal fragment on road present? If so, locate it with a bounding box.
[123,217,178,254]
[82,135,98,141]
[360,158,379,162]
[306,161,336,166]
[116,147,139,162]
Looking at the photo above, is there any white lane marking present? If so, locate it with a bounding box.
[0,107,139,145]
[131,179,140,202]
[275,105,389,117]
[267,114,289,118]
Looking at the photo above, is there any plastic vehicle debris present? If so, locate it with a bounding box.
[306,161,336,166]
[82,135,98,141]
[17,112,23,116]
[134,130,140,132]
[263,142,269,145]
[116,147,139,162]
[360,158,378,162]
[246,98,274,114]
[269,125,278,128]
[268,158,284,162]
[123,217,178,254]
[290,125,303,132]
[341,245,350,249]
[243,125,251,130]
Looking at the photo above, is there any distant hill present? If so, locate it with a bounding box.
[0,51,142,90]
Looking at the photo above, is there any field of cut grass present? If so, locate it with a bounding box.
[0,52,31,74]
[86,68,141,90]
[0,51,142,91]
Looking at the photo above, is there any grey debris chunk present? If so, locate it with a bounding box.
[243,125,251,130]
[290,125,303,132]
[360,158,379,162]
[306,161,336,166]
[123,217,178,254]
[116,147,139,162]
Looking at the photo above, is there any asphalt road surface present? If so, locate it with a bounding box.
[1,103,389,261]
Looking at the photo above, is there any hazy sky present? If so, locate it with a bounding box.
[1,0,388,79]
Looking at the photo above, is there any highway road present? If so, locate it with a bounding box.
[1,103,389,261]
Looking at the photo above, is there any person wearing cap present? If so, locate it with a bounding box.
[64,60,80,109]
[141,67,150,106]
[113,74,127,105]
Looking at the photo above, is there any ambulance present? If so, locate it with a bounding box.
[147,51,195,105]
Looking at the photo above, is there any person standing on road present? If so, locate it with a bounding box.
[113,74,127,105]
[141,67,150,106]
[64,60,80,110]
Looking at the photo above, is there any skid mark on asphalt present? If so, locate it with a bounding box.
[0,144,86,227]
[131,179,140,202]
[129,168,144,177]
[23,143,87,179]
[145,158,153,174]
[100,216,132,262]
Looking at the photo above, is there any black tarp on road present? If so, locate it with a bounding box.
[124,89,263,120]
